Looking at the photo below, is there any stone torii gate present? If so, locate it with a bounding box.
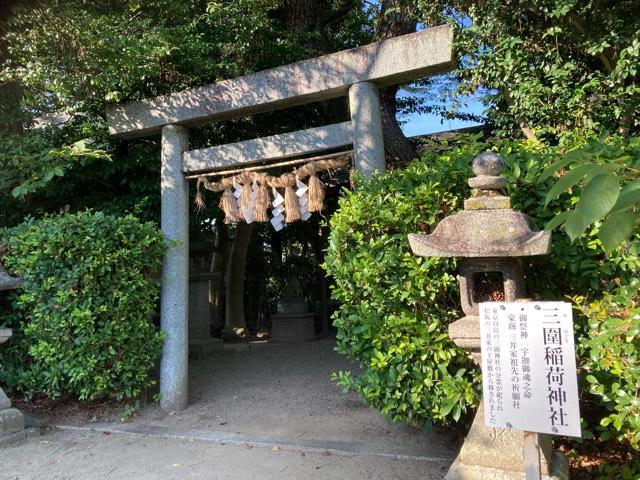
[106,25,454,412]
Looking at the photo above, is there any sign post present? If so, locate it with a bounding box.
[480,301,581,480]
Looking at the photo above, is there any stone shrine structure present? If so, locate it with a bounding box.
[106,25,455,412]
[409,152,568,480]
[271,274,316,342]
[188,238,222,358]
[0,262,26,447]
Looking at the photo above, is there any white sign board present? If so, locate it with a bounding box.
[479,302,581,437]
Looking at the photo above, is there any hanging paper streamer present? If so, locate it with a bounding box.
[270,187,285,231]
[296,176,312,221]
[239,179,255,223]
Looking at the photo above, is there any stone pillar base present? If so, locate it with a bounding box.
[271,313,316,342]
[445,402,569,480]
[0,407,24,437]
[189,338,223,359]
[446,451,568,480]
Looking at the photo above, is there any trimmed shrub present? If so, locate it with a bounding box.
[0,211,164,401]
[324,144,480,426]
[576,280,640,449]
[325,134,639,429]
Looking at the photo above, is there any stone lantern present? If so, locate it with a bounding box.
[408,152,567,479]
[0,261,26,447]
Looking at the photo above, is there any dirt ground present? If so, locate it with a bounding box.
[1,337,461,479]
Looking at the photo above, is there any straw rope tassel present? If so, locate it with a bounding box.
[240,178,253,212]
[282,173,301,223]
[307,174,325,212]
[219,187,241,223]
[194,177,206,211]
[253,175,271,222]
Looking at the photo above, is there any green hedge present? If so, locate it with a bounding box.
[0,211,164,401]
[325,134,639,437]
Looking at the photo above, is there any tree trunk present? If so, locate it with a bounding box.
[281,0,319,34]
[225,223,252,332]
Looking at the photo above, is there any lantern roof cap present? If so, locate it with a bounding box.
[408,151,551,258]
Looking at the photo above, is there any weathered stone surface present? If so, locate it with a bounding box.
[464,196,511,210]
[0,388,11,410]
[0,408,24,436]
[277,275,309,315]
[188,270,223,359]
[0,263,21,292]
[271,313,316,342]
[442,403,559,480]
[0,328,11,344]
[408,210,551,258]
[446,452,568,480]
[160,125,190,413]
[448,316,480,351]
[0,430,27,449]
[107,26,455,138]
[472,151,506,176]
[183,122,353,174]
[468,175,507,190]
[349,82,385,178]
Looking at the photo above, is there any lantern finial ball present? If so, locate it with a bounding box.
[472,151,506,177]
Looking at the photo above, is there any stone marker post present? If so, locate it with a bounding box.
[408,152,569,480]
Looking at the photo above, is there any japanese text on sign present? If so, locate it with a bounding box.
[480,302,581,437]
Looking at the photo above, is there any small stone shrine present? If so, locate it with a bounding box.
[0,261,26,447]
[271,274,316,342]
[408,152,568,480]
[189,238,222,358]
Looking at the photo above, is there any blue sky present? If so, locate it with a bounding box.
[399,90,486,137]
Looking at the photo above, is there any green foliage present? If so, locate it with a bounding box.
[541,136,640,252]
[417,0,640,141]
[324,142,481,426]
[576,280,640,449]
[0,211,164,401]
[0,130,109,199]
[325,133,639,428]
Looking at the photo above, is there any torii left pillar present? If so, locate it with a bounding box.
[160,124,190,412]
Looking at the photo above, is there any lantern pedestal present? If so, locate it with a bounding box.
[445,403,568,480]
[0,328,27,448]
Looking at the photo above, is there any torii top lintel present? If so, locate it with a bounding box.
[106,25,454,139]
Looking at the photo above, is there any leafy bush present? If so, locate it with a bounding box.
[0,211,164,401]
[325,133,639,429]
[539,136,640,253]
[324,144,480,426]
[576,280,640,449]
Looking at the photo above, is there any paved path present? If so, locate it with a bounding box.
[0,428,452,480]
[0,338,459,479]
